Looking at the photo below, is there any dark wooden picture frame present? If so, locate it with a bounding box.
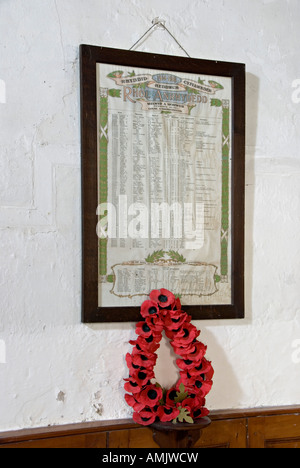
[80,44,245,323]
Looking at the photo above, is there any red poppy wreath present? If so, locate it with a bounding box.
[124,289,214,426]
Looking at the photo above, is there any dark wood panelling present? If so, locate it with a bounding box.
[1,406,300,448]
[0,432,107,449]
[195,419,247,449]
[248,413,300,449]
[108,427,158,449]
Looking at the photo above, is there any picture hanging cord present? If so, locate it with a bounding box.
[129,18,191,58]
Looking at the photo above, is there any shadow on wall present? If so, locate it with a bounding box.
[201,328,244,410]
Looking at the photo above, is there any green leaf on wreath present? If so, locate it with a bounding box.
[173,406,194,424]
[174,383,189,403]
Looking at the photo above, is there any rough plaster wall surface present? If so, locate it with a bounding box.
[0,0,300,431]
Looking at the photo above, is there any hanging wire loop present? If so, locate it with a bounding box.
[129,18,191,58]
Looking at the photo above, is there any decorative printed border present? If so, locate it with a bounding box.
[98,88,108,277]
[221,100,230,282]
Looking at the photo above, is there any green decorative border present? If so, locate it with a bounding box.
[98,90,108,277]
[221,100,230,281]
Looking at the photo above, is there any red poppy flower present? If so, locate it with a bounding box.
[129,351,157,369]
[191,406,209,419]
[129,336,160,354]
[178,369,198,388]
[135,320,153,338]
[157,405,180,422]
[145,314,164,333]
[193,379,213,397]
[163,310,191,332]
[130,368,155,387]
[150,289,175,309]
[177,395,209,419]
[178,397,194,411]
[138,384,163,407]
[182,394,206,410]
[124,393,145,413]
[165,387,179,406]
[135,321,162,342]
[188,358,214,380]
[173,341,207,361]
[178,375,213,398]
[125,353,142,374]
[176,357,202,371]
[141,300,159,318]
[169,323,200,347]
[176,359,214,395]
[172,297,182,311]
[124,378,143,394]
[133,407,157,426]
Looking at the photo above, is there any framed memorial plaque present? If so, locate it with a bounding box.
[80,45,245,322]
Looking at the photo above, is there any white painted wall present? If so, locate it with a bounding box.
[1,0,300,431]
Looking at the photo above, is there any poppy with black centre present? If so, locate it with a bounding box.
[124,393,146,413]
[135,320,162,341]
[179,395,210,420]
[123,377,142,394]
[188,357,214,380]
[138,384,163,407]
[163,309,191,331]
[176,357,201,371]
[149,288,175,309]
[178,373,213,398]
[191,406,210,419]
[126,351,157,371]
[146,314,164,333]
[167,322,200,345]
[132,407,157,425]
[157,405,180,422]
[176,357,214,384]
[129,336,160,354]
[140,300,159,318]
[172,340,207,361]
[165,387,179,406]
[129,368,155,387]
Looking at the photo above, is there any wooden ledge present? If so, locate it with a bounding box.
[1,405,300,446]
